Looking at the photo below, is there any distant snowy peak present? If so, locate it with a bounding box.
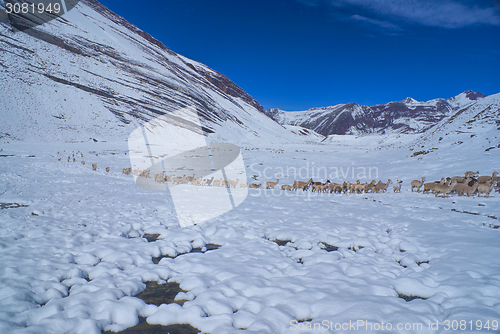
[463,89,487,101]
[401,97,419,104]
[265,90,492,136]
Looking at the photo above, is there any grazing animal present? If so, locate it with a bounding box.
[240,183,247,188]
[311,183,322,192]
[265,178,279,189]
[451,176,468,184]
[212,178,222,187]
[393,181,403,193]
[228,179,239,188]
[281,184,292,191]
[311,180,330,188]
[490,171,500,185]
[327,183,343,194]
[451,177,470,193]
[221,180,229,187]
[375,179,391,193]
[139,170,150,178]
[155,173,165,183]
[464,171,479,178]
[477,172,495,184]
[173,176,184,185]
[346,182,355,194]
[319,184,330,193]
[123,168,132,175]
[352,183,365,194]
[364,180,376,193]
[81,161,85,165]
[422,182,439,194]
[105,167,110,173]
[477,181,496,197]
[292,178,312,191]
[433,177,446,185]
[466,177,476,186]
[453,181,479,197]
[327,182,340,193]
[341,181,350,194]
[411,177,425,192]
[205,177,214,186]
[193,177,202,186]
[333,183,344,194]
[92,163,97,171]
[249,183,262,189]
[432,180,457,198]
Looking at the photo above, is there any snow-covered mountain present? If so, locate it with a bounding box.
[406,92,500,155]
[265,90,491,136]
[0,0,300,144]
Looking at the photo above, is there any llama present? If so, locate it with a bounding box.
[432,180,457,198]
[205,177,214,186]
[265,178,279,190]
[410,177,425,192]
[228,179,239,188]
[477,181,496,197]
[393,180,403,193]
[292,178,312,191]
[375,179,391,193]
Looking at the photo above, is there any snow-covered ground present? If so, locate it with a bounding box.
[1,132,499,334]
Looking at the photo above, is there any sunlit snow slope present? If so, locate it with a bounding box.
[0,0,301,144]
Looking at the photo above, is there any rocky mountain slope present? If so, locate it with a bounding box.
[406,92,500,155]
[0,0,303,144]
[265,90,490,136]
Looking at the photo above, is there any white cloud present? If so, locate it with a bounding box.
[298,0,500,28]
[350,14,402,31]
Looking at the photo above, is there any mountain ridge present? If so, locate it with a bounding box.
[0,0,296,144]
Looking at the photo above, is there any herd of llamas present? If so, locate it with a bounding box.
[137,169,499,198]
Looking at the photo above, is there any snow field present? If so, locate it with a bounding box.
[0,138,499,333]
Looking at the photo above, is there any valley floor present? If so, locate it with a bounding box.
[0,138,499,334]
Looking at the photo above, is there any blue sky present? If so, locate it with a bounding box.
[98,0,500,110]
